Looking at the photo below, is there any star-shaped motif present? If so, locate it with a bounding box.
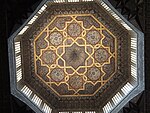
[62,43,88,69]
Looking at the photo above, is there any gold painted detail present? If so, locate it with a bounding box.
[34,14,117,97]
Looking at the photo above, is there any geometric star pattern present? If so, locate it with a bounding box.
[34,14,117,97]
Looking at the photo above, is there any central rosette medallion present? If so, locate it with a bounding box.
[34,14,117,96]
[57,38,93,76]
[62,43,88,70]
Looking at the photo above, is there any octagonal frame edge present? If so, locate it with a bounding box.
[8,0,52,113]
[100,0,144,113]
[7,0,145,113]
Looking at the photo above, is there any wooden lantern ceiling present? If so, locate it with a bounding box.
[8,0,144,113]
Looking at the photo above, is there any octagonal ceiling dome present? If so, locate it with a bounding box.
[8,0,144,113]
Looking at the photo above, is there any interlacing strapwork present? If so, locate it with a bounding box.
[34,14,117,96]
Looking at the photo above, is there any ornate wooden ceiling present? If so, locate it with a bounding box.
[34,14,117,97]
[8,0,144,113]
[22,2,130,110]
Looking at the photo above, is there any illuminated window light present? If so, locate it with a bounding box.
[68,0,73,2]
[121,82,134,95]
[21,85,33,98]
[131,58,137,65]
[112,92,123,106]
[112,96,118,105]
[103,107,107,113]
[67,0,80,2]
[28,15,38,25]
[126,82,134,90]
[131,40,137,81]
[131,66,137,80]
[131,38,137,42]
[18,26,29,35]
[103,102,113,113]
[38,4,47,14]
[131,43,137,49]
[31,94,42,107]
[121,22,132,30]
[72,111,82,113]
[82,0,93,1]
[116,92,123,102]
[42,103,52,113]
[15,42,21,54]
[131,54,137,62]
[15,55,21,68]
[15,42,20,44]
[16,68,22,82]
[85,111,96,113]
